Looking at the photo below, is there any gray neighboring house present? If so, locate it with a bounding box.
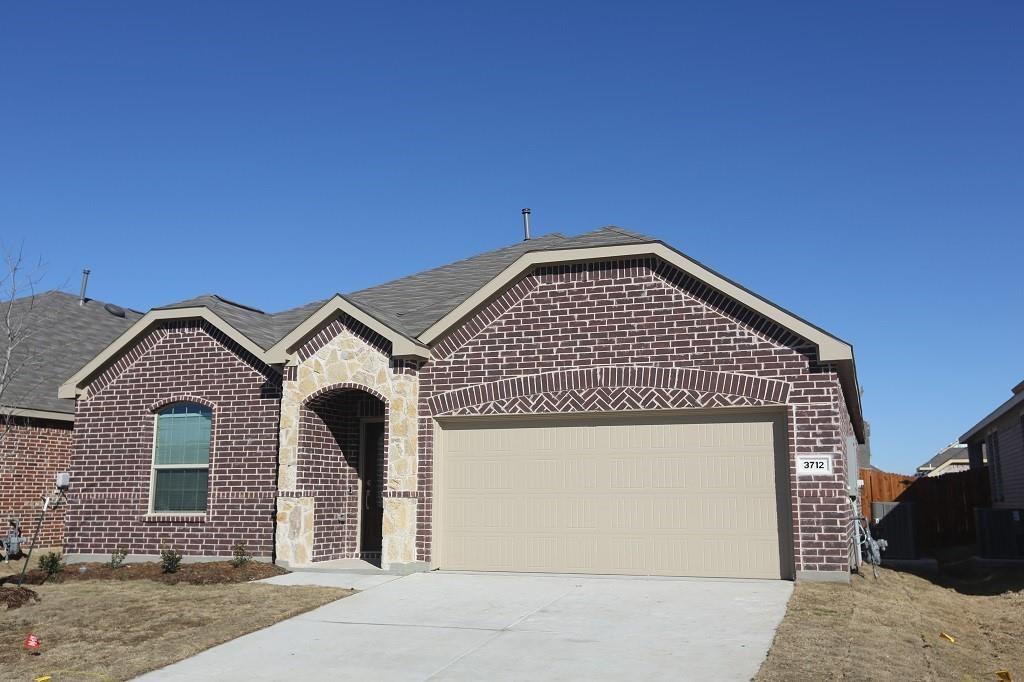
[857,420,873,469]
[916,443,973,478]
[961,379,1024,509]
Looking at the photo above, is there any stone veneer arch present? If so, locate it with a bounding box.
[304,382,390,409]
[276,319,420,568]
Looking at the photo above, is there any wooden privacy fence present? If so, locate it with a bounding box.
[859,467,991,549]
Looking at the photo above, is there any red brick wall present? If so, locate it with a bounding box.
[418,258,854,575]
[63,255,856,577]
[0,418,72,549]
[298,389,383,561]
[66,320,281,559]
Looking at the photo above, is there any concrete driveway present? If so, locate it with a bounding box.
[139,571,792,681]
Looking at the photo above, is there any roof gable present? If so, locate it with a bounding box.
[53,226,862,440]
[417,240,854,363]
[918,444,969,471]
[345,228,651,337]
[58,306,275,399]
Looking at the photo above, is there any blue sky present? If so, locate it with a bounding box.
[1,2,1020,472]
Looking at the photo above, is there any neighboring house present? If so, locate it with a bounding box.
[0,291,141,549]
[58,227,865,582]
[916,443,973,477]
[961,380,1024,508]
[857,420,873,469]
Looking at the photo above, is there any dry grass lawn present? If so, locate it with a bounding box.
[757,567,1024,682]
[0,580,350,681]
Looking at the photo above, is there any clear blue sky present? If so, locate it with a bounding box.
[2,2,1020,473]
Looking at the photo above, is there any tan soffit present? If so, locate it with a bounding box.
[57,307,272,399]
[418,242,854,363]
[264,294,430,364]
[0,406,74,422]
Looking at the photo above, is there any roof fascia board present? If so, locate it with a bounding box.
[0,407,74,422]
[929,459,967,477]
[58,307,270,399]
[836,361,866,444]
[960,390,1024,443]
[265,295,430,364]
[417,242,854,363]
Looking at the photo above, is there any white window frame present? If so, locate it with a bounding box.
[148,403,213,515]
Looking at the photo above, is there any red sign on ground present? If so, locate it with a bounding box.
[24,634,41,651]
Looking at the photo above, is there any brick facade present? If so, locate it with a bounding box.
[298,389,384,561]
[417,258,855,575]
[64,254,857,578]
[0,418,73,549]
[65,320,281,559]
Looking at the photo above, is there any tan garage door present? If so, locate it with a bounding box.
[436,415,785,579]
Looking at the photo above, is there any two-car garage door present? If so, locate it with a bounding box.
[435,414,787,579]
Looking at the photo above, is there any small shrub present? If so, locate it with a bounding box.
[159,544,182,574]
[230,541,252,568]
[109,546,129,569]
[38,552,64,581]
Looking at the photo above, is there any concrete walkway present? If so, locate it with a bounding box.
[138,571,792,681]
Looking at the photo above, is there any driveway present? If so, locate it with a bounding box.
[139,571,792,681]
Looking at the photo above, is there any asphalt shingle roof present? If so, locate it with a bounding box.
[918,444,969,471]
[158,226,657,347]
[346,226,655,338]
[1,291,143,415]
[5,227,658,414]
[155,295,281,350]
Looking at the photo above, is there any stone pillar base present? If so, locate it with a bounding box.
[276,496,315,566]
[381,497,417,568]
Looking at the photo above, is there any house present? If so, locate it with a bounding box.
[0,291,141,550]
[916,443,973,477]
[58,227,865,582]
[960,380,1024,508]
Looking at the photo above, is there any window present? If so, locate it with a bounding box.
[151,403,212,513]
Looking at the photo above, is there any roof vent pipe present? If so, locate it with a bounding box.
[79,268,91,306]
[522,208,531,241]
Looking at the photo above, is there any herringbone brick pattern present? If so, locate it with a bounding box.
[444,386,768,416]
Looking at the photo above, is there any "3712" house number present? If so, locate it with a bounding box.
[796,455,833,476]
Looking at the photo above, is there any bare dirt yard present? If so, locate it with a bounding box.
[757,566,1024,681]
[0,562,350,681]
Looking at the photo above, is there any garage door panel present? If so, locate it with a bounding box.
[438,417,784,578]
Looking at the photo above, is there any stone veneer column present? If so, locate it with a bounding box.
[274,327,419,568]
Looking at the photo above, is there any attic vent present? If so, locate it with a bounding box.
[104,303,126,318]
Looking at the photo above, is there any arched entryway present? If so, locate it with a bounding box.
[298,386,387,564]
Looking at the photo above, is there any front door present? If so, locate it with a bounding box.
[359,420,385,557]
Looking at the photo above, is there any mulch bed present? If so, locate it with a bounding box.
[0,586,40,609]
[0,560,287,587]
